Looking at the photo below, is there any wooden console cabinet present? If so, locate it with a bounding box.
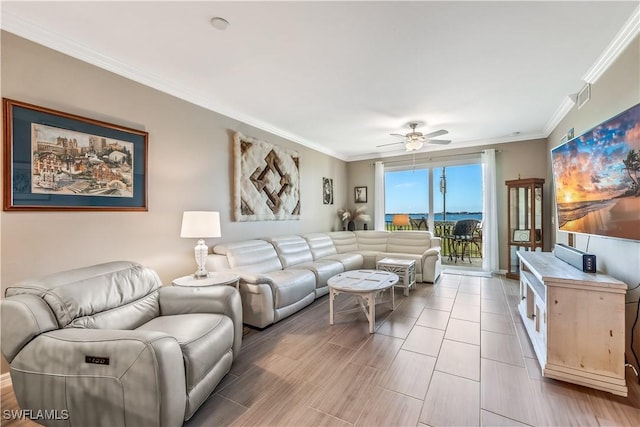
[517,251,628,396]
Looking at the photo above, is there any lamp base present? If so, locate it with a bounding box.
[193,239,209,278]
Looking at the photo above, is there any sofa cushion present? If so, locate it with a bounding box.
[295,260,344,289]
[261,269,316,309]
[328,231,359,253]
[267,235,314,268]
[302,233,338,259]
[320,253,364,271]
[214,240,283,273]
[387,231,434,254]
[4,261,161,329]
[354,230,389,251]
[137,313,234,395]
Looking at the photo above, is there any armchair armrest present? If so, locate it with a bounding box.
[159,285,242,356]
[1,294,58,362]
[10,328,185,427]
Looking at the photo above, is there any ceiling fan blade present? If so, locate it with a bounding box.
[423,129,448,138]
[389,133,407,138]
[428,139,451,145]
[376,141,405,148]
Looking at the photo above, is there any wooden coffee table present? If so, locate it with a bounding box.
[328,269,399,333]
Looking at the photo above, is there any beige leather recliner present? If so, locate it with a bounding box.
[0,261,242,427]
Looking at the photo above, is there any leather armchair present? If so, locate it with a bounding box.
[1,261,242,427]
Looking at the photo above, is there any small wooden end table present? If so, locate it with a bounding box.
[328,269,399,333]
[172,271,240,290]
[376,258,416,296]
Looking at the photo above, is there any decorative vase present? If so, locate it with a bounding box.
[364,223,368,230]
[347,220,355,231]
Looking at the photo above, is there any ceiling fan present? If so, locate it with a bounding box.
[378,123,451,151]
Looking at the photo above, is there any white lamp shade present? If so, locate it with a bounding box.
[180,211,221,238]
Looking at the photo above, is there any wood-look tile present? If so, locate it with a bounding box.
[432,286,458,298]
[437,276,461,289]
[420,371,480,426]
[480,410,529,426]
[379,349,436,399]
[229,378,321,426]
[481,330,524,367]
[528,379,599,427]
[184,394,247,427]
[350,333,404,369]
[424,295,455,312]
[391,299,427,318]
[328,319,376,349]
[586,380,640,427]
[513,320,537,359]
[481,358,538,426]
[458,280,482,295]
[481,312,515,335]
[416,307,450,330]
[290,341,356,387]
[481,297,509,315]
[444,318,480,345]
[523,355,548,382]
[481,287,507,301]
[376,313,418,339]
[356,387,423,426]
[309,362,382,424]
[451,301,481,322]
[401,325,445,357]
[455,292,481,306]
[219,354,301,407]
[435,339,480,381]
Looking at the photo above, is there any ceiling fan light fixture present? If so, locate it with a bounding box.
[405,140,423,151]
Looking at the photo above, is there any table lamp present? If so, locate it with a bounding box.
[392,214,410,230]
[180,211,221,278]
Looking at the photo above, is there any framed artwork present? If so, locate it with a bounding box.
[322,177,333,205]
[354,186,367,203]
[3,99,148,211]
[513,229,531,242]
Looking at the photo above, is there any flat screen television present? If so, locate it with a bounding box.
[551,103,640,242]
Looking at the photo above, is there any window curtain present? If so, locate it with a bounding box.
[374,161,385,230]
[481,149,499,273]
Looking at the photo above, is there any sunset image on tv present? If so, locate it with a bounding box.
[551,103,640,241]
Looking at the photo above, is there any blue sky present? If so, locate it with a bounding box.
[385,164,483,213]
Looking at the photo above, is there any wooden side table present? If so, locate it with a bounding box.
[376,258,416,296]
[172,271,240,290]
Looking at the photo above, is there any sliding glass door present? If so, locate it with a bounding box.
[384,161,484,268]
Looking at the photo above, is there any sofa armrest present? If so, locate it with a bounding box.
[1,294,59,363]
[9,328,185,427]
[431,236,442,247]
[423,247,440,257]
[159,286,242,356]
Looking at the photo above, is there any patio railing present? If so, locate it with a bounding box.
[383,220,481,259]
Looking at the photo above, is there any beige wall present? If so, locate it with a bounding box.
[347,138,550,271]
[0,33,347,372]
[547,36,640,370]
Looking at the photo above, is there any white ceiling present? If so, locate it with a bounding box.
[2,1,639,161]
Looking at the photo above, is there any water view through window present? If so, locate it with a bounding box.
[385,164,483,225]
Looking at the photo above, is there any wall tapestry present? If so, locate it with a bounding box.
[234,132,300,221]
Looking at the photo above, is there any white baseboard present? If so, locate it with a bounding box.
[0,372,12,388]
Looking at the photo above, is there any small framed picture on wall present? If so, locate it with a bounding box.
[354,186,367,203]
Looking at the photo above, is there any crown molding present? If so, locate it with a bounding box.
[582,5,640,84]
[0,10,347,161]
[543,95,576,137]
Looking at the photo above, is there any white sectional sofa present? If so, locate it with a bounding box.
[206,230,441,328]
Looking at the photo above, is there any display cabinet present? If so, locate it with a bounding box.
[506,178,544,279]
